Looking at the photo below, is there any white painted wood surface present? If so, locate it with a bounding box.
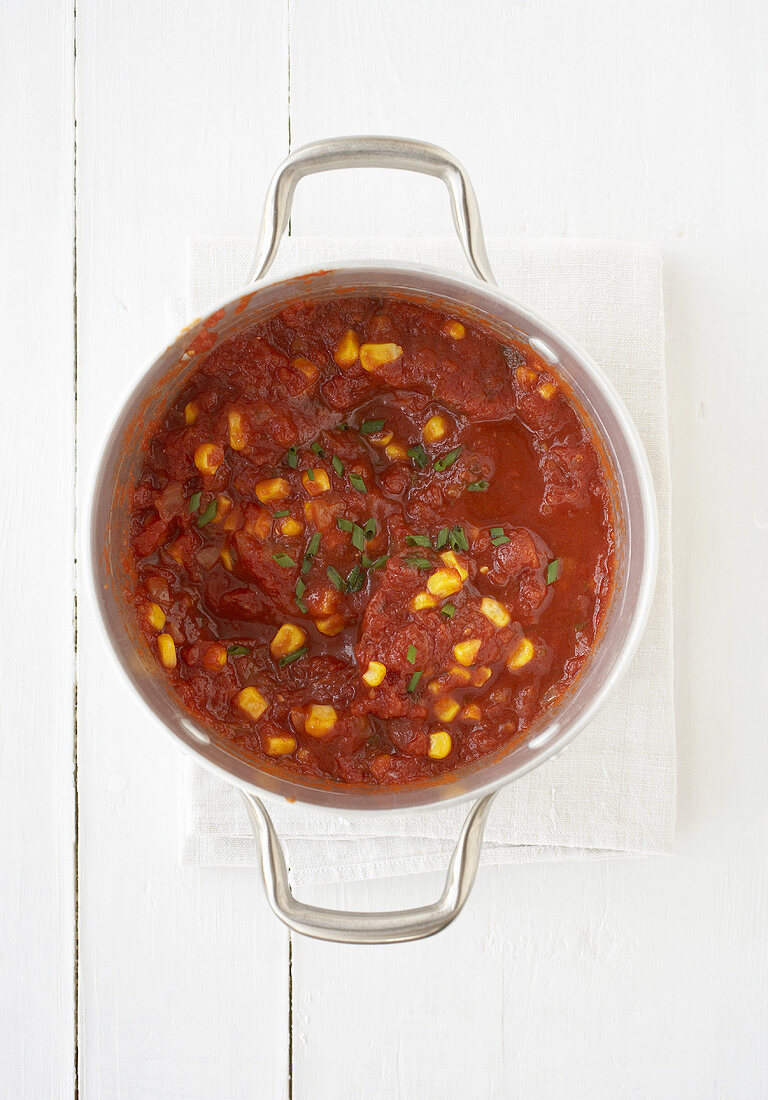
[3,0,768,1096]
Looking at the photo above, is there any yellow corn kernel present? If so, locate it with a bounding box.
[305,704,338,737]
[537,381,557,400]
[440,550,468,582]
[445,320,466,340]
[235,686,269,722]
[166,541,184,566]
[453,638,482,666]
[473,666,492,686]
[227,410,247,450]
[184,400,198,425]
[302,468,331,496]
[157,633,177,668]
[265,734,297,756]
[315,613,345,637]
[433,696,460,722]
[194,443,224,476]
[449,666,473,684]
[480,596,510,628]
[462,702,482,721]
[428,680,442,695]
[427,567,463,598]
[280,516,303,537]
[359,342,403,372]
[255,477,290,503]
[220,547,234,572]
[147,603,166,631]
[507,637,535,670]
[423,415,448,443]
[385,441,408,461]
[428,731,452,759]
[334,329,360,367]
[292,356,319,382]
[516,364,538,387]
[214,495,232,523]
[270,623,307,660]
[412,591,438,611]
[362,661,387,687]
[368,429,394,448]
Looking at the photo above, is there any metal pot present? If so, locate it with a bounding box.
[88,137,657,944]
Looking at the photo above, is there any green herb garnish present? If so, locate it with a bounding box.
[371,555,388,570]
[273,551,297,569]
[407,670,422,693]
[440,603,456,618]
[346,565,366,593]
[310,441,325,457]
[406,534,431,548]
[307,467,315,482]
[405,556,432,570]
[227,644,251,658]
[326,565,347,591]
[546,559,560,585]
[189,491,202,513]
[295,578,308,614]
[332,454,344,477]
[349,472,367,493]
[284,445,298,469]
[467,479,489,492]
[491,534,510,546]
[273,509,289,518]
[364,517,377,540]
[197,500,217,527]
[434,446,462,472]
[435,527,450,550]
[407,444,429,469]
[449,525,468,551]
[337,517,354,533]
[307,533,321,557]
[279,647,308,667]
[406,645,417,665]
[351,524,366,552]
[360,419,385,435]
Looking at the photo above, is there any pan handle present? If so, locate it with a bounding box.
[241,790,498,944]
[248,135,497,286]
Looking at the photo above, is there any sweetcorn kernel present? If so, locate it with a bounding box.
[334,329,360,367]
[480,596,510,628]
[423,415,448,443]
[449,666,473,684]
[214,495,232,523]
[184,400,198,425]
[385,441,408,461]
[359,342,403,372]
[265,734,297,756]
[427,567,463,598]
[157,633,177,668]
[147,603,166,631]
[516,365,539,387]
[270,623,307,660]
[194,443,224,476]
[461,703,482,721]
[220,547,234,572]
[280,517,303,537]
[235,686,269,721]
[302,468,331,496]
[507,637,535,669]
[363,661,387,687]
[368,429,394,448]
[292,356,319,382]
[433,696,460,722]
[228,410,247,450]
[453,638,482,666]
[255,477,290,503]
[428,731,452,759]
[473,666,492,686]
[440,550,468,582]
[537,381,557,400]
[315,614,344,637]
[445,320,466,340]
[305,704,338,737]
[412,591,438,611]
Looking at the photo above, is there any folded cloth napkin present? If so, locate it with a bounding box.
[176,235,676,886]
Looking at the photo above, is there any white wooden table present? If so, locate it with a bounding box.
[4,2,768,1096]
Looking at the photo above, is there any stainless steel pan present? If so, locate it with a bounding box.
[88,137,657,943]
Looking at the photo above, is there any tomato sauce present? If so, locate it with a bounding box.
[127,296,614,786]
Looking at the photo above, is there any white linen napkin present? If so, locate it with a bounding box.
[175,235,675,885]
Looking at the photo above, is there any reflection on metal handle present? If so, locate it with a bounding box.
[248,135,497,286]
[241,790,497,944]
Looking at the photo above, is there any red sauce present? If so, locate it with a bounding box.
[127,296,614,786]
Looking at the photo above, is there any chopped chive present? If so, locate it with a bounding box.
[189,490,202,513]
[301,559,312,575]
[407,444,429,469]
[284,445,298,469]
[273,551,297,568]
[449,525,468,551]
[360,553,374,568]
[307,467,315,482]
[295,577,306,599]
[336,517,355,533]
[279,646,308,667]
[326,565,346,591]
[197,500,217,527]
[295,596,308,614]
[364,518,377,540]
[406,534,431,548]
[273,509,289,518]
[227,644,251,657]
[360,418,386,435]
[307,533,321,557]
[406,645,417,665]
[434,446,462,473]
[332,454,344,477]
[436,527,450,549]
[440,603,456,619]
[346,565,366,592]
[336,422,349,431]
[405,556,432,570]
[491,535,510,546]
[407,670,422,693]
[351,524,366,552]
[546,558,560,585]
[371,555,388,570]
[467,479,489,492]
[490,527,504,537]
[349,472,367,493]
[310,441,325,457]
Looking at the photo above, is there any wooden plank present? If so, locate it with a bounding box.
[75,3,291,1096]
[288,1,768,1096]
[0,4,76,1097]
